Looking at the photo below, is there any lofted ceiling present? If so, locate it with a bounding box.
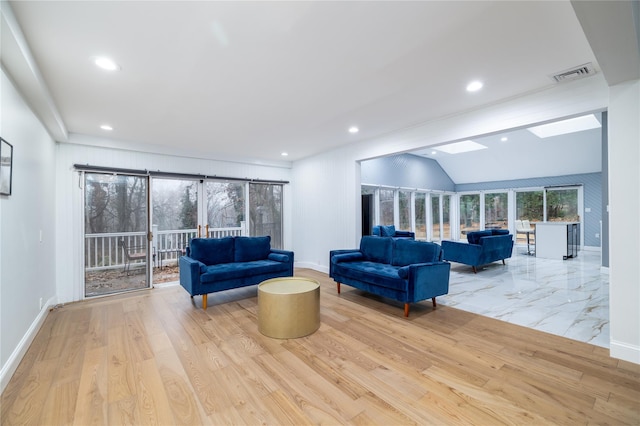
[2,1,637,175]
[411,113,604,184]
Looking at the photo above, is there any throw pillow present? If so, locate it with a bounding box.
[392,239,440,266]
[380,225,396,237]
[234,236,271,262]
[360,236,392,263]
[189,237,235,266]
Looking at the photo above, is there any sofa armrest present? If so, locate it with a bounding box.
[405,261,451,302]
[179,256,205,296]
[268,252,290,262]
[269,249,294,275]
[329,249,360,277]
[441,240,482,265]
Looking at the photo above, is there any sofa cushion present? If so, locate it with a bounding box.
[379,225,396,237]
[332,261,406,291]
[491,229,510,236]
[466,230,492,245]
[190,237,234,266]
[360,236,392,264]
[234,236,271,262]
[200,259,286,283]
[392,239,441,266]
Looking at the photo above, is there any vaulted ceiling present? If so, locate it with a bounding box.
[2,1,638,180]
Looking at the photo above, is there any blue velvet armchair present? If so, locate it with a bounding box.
[441,230,514,273]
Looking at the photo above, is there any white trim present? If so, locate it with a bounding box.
[610,340,640,365]
[600,266,609,274]
[0,295,57,393]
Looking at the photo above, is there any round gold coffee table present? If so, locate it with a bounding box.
[258,277,320,339]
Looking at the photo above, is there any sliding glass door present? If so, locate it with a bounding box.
[249,183,283,249]
[84,172,149,297]
[151,178,199,285]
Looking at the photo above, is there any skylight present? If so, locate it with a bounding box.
[434,140,488,154]
[527,114,601,138]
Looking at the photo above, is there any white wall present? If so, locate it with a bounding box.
[0,69,57,389]
[55,136,293,303]
[608,79,640,363]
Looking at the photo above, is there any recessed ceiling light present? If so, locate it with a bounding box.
[466,80,483,92]
[100,124,113,131]
[281,152,288,157]
[94,57,120,71]
[431,151,437,155]
[527,114,601,138]
[348,126,359,134]
[501,137,508,142]
[434,140,488,154]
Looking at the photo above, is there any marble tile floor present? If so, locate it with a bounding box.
[439,246,609,348]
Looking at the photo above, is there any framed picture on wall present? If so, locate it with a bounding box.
[1,138,13,195]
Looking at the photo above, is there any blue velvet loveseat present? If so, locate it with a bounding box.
[330,236,450,317]
[179,236,294,309]
[441,229,514,273]
[372,225,415,239]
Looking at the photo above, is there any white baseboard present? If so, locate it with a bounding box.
[610,340,640,365]
[600,266,609,273]
[294,261,328,275]
[0,295,57,394]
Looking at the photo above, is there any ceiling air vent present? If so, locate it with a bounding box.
[551,63,597,83]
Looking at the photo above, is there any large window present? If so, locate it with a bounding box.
[516,190,544,222]
[399,191,411,230]
[249,183,283,249]
[431,194,441,241]
[443,195,451,240]
[206,181,245,230]
[485,192,508,229]
[379,189,394,226]
[459,194,480,239]
[546,188,579,222]
[414,193,426,240]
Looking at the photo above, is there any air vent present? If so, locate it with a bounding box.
[551,63,597,82]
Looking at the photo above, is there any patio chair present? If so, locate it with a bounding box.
[119,239,149,275]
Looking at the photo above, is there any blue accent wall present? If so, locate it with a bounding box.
[457,173,602,247]
[361,154,455,191]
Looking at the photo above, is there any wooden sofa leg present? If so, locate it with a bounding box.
[337,282,341,294]
[404,303,409,317]
[472,266,477,273]
[432,297,437,308]
[202,294,207,310]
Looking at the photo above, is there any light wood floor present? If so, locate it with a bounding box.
[2,268,639,425]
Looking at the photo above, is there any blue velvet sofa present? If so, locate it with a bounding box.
[441,230,514,273]
[330,236,450,317]
[372,225,415,239]
[179,236,294,309]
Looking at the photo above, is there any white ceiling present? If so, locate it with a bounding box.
[3,1,638,179]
